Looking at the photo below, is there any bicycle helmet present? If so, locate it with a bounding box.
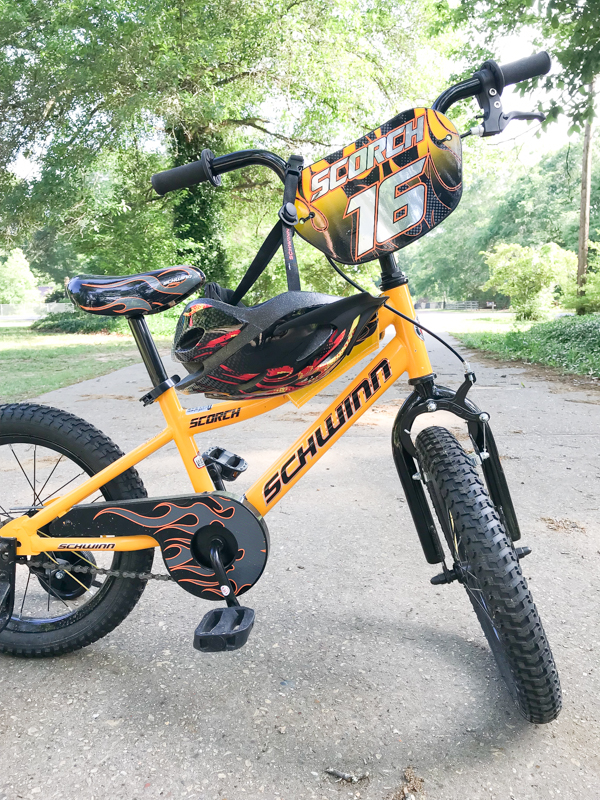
[173,284,384,399]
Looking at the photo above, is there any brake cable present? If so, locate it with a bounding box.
[325,255,471,371]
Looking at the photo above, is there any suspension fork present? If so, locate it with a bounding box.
[391,374,521,566]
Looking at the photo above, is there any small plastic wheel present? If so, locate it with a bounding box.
[0,402,155,658]
[415,425,561,724]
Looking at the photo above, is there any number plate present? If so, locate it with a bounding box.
[294,108,462,265]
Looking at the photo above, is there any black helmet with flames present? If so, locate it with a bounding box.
[172,284,384,399]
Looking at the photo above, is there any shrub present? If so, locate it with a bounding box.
[454,313,600,376]
[483,242,576,320]
[562,242,600,314]
[31,308,179,338]
[0,249,38,304]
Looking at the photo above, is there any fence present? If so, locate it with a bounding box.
[414,300,480,310]
[0,303,74,321]
[444,301,479,311]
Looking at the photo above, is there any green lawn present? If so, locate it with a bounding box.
[440,311,524,334]
[0,327,171,403]
[451,314,600,378]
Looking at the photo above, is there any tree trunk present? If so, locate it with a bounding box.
[576,78,595,314]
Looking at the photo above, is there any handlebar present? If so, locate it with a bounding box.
[151,148,287,196]
[500,51,551,87]
[151,149,219,196]
[432,50,551,114]
[151,51,551,195]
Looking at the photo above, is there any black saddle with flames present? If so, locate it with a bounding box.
[67,266,206,317]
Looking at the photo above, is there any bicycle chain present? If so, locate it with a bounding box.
[31,560,174,582]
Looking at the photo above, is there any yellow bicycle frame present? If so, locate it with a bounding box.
[3,284,433,556]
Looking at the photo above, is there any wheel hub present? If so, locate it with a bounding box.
[32,551,97,600]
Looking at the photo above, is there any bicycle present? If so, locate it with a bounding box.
[0,52,561,724]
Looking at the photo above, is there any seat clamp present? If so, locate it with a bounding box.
[140,375,181,407]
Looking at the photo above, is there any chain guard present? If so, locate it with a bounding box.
[48,492,269,601]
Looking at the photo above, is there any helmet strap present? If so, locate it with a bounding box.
[229,155,304,306]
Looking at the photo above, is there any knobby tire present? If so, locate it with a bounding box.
[415,425,561,724]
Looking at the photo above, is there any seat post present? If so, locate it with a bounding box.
[128,316,168,388]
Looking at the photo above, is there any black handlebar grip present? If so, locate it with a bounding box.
[499,51,551,87]
[151,149,221,196]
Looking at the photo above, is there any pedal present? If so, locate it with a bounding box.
[202,446,248,482]
[0,537,17,633]
[194,607,255,653]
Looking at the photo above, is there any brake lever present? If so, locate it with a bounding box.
[502,110,545,125]
[463,110,546,138]
[461,61,547,139]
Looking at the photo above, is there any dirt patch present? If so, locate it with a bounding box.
[77,393,138,402]
[541,516,586,534]
[389,766,425,798]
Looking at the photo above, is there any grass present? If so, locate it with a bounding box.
[451,314,600,378]
[428,311,523,334]
[0,326,172,403]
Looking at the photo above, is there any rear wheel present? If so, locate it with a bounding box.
[0,403,154,657]
[415,425,561,723]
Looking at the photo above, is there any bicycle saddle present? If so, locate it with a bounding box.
[67,265,205,317]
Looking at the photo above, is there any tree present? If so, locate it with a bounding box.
[483,241,576,320]
[0,248,38,303]
[0,0,446,291]
[451,0,600,310]
[404,138,596,302]
[169,127,229,286]
[577,78,595,306]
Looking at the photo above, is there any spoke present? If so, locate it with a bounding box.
[43,574,71,612]
[91,494,104,503]
[463,580,497,630]
[10,445,43,506]
[37,454,65,500]
[41,470,86,503]
[71,551,98,570]
[19,570,32,619]
[0,503,13,520]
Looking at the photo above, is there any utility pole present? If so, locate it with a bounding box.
[577,78,596,313]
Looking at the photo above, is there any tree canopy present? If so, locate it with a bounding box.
[1,0,597,311]
[452,0,600,129]
[0,0,447,291]
[0,248,38,303]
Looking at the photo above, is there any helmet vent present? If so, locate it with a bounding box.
[178,328,205,350]
[295,325,334,362]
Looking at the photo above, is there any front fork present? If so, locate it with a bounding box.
[391,373,521,565]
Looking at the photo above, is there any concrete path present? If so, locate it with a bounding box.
[1,311,599,800]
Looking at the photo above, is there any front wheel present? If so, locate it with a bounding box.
[415,425,561,723]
